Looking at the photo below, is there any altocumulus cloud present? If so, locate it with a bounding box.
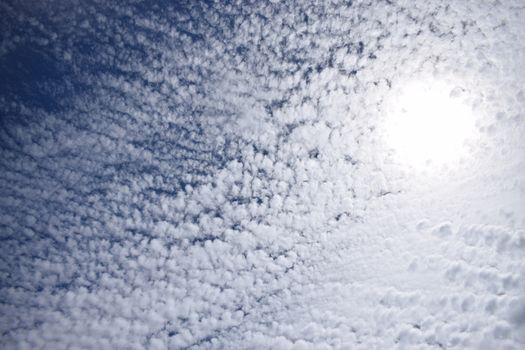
[1,0,525,349]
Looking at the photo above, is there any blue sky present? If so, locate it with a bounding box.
[1,1,525,349]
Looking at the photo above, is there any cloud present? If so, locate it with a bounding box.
[1,0,525,349]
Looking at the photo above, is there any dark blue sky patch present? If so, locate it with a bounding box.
[0,44,74,112]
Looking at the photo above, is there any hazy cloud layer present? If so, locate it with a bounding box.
[1,0,525,349]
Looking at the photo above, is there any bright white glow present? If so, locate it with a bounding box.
[384,80,477,168]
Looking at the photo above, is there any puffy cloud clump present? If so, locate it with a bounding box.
[1,0,524,349]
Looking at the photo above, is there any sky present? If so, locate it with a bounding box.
[1,0,525,349]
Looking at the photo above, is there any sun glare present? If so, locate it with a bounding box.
[384,80,477,168]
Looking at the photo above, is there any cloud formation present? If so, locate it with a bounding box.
[1,0,525,349]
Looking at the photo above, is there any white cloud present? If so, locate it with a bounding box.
[0,0,524,349]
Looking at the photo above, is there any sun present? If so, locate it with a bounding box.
[384,80,477,168]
